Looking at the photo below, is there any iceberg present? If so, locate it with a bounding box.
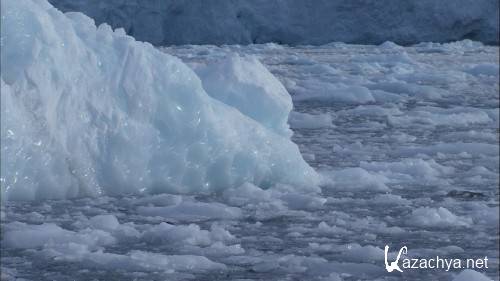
[0,0,319,201]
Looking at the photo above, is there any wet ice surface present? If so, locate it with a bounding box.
[2,42,499,280]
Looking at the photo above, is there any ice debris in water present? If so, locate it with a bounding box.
[0,0,319,201]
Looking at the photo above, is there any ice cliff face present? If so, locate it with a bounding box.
[48,0,499,46]
[0,0,319,201]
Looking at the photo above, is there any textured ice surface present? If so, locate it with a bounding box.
[193,54,293,137]
[47,0,499,45]
[0,0,319,201]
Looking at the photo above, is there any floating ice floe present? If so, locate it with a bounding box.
[452,269,493,281]
[408,207,473,228]
[3,212,238,274]
[289,112,333,129]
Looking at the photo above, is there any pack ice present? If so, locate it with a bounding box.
[0,0,319,201]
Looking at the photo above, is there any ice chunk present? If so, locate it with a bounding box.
[319,273,343,281]
[133,194,183,207]
[324,168,390,192]
[289,112,333,129]
[3,222,116,249]
[137,202,242,221]
[452,269,492,281]
[341,244,385,262]
[370,194,410,205]
[222,182,273,206]
[293,82,375,103]
[194,54,293,137]
[44,247,226,273]
[144,223,212,246]
[89,215,120,231]
[466,63,499,77]
[0,0,319,201]
[222,182,324,211]
[367,82,447,100]
[388,106,494,127]
[379,41,404,50]
[360,158,454,184]
[199,241,245,256]
[398,142,497,157]
[408,207,472,228]
[142,222,235,247]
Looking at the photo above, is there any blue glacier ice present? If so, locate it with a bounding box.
[48,0,499,46]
